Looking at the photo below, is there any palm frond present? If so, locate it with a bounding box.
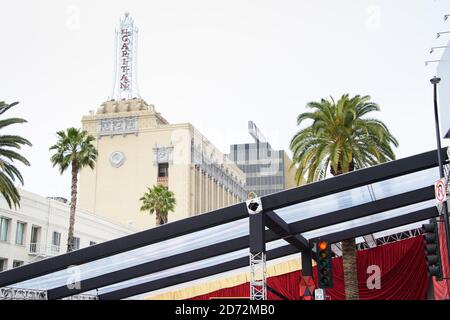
[0,102,31,208]
[290,94,399,184]
[140,185,177,222]
[49,127,98,175]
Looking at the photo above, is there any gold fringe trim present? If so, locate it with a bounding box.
[145,258,302,300]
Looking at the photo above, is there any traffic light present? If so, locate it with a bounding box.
[422,222,443,280]
[315,240,333,288]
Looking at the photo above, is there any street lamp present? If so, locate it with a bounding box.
[430,76,450,269]
[426,60,441,67]
[437,31,450,39]
[430,46,448,54]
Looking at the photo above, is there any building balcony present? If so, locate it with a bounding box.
[28,243,60,257]
[50,245,61,255]
[157,176,169,186]
[29,242,40,255]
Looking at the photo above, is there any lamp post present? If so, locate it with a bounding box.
[430,76,450,269]
[426,60,441,67]
[430,46,448,54]
[437,31,450,39]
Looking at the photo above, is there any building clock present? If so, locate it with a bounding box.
[110,151,126,168]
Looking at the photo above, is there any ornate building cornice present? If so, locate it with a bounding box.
[191,143,247,200]
[153,146,174,165]
[98,116,138,138]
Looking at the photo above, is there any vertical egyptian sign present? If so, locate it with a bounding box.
[109,13,140,101]
[120,26,131,91]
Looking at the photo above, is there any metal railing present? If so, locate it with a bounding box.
[157,176,169,186]
[29,243,60,256]
[50,244,61,254]
[0,287,47,300]
[29,242,40,254]
[0,287,98,300]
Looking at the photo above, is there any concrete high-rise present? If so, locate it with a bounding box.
[228,121,297,197]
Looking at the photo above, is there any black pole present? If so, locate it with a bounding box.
[267,285,289,300]
[430,76,450,268]
[249,211,266,254]
[301,250,313,276]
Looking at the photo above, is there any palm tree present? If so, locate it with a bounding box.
[140,185,176,226]
[50,128,97,252]
[290,94,398,300]
[0,101,31,208]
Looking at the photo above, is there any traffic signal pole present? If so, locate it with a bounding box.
[430,76,450,269]
[315,240,334,288]
[423,222,444,279]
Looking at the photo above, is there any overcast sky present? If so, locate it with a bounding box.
[1,0,450,198]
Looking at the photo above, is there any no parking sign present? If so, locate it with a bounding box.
[435,178,447,203]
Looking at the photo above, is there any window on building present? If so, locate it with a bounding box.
[29,226,41,253]
[0,258,7,271]
[12,260,24,268]
[158,163,169,178]
[89,241,97,246]
[0,217,10,242]
[72,237,80,250]
[52,231,61,253]
[15,222,26,245]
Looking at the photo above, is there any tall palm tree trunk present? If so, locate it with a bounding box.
[67,161,79,252]
[334,164,359,300]
[342,238,359,300]
[155,209,161,226]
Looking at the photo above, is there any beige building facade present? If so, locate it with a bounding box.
[0,189,136,272]
[78,99,247,230]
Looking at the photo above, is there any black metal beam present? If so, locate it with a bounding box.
[0,149,443,287]
[98,245,300,300]
[261,148,447,212]
[249,212,266,254]
[301,250,313,276]
[46,186,434,299]
[309,207,439,244]
[267,285,289,300]
[96,206,438,300]
[289,186,435,235]
[47,233,272,300]
[0,202,247,288]
[265,211,309,251]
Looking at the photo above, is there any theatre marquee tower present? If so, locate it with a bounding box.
[78,13,247,230]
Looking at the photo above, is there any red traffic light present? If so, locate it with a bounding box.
[315,240,333,289]
[318,241,328,251]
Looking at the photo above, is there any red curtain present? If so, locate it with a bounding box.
[190,236,430,300]
[433,220,450,299]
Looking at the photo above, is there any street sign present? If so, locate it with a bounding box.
[435,178,447,203]
[314,288,325,300]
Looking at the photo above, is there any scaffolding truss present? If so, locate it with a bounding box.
[249,252,267,300]
[0,148,446,300]
[0,287,47,300]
